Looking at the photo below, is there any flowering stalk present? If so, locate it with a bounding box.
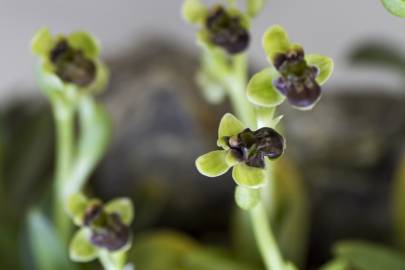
[184,1,333,269]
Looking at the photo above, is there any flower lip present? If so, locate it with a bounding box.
[227,127,285,168]
[273,48,322,109]
[50,39,96,87]
[205,5,250,54]
[83,203,131,251]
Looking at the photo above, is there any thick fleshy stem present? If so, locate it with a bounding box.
[52,100,75,243]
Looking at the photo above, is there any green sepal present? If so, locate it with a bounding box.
[217,113,246,142]
[66,193,89,226]
[262,25,291,62]
[235,186,260,210]
[232,163,266,188]
[104,198,135,226]
[225,151,240,167]
[31,27,54,59]
[182,0,208,25]
[195,150,231,177]
[247,67,286,107]
[69,228,98,262]
[305,54,334,85]
[381,0,405,18]
[246,0,266,17]
[67,31,100,59]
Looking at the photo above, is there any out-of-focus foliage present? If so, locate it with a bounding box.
[381,0,405,18]
[322,241,405,270]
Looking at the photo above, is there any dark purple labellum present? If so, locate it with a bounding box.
[83,204,131,251]
[273,48,321,109]
[49,39,96,87]
[205,6,250,54]
[228,127,285,168]
[90,213,130,251]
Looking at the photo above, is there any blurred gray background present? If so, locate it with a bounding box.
[0,0,404,101]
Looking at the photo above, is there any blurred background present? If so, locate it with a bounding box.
[2,1,405,270]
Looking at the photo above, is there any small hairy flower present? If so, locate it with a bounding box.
[205,5,250,54]
[228,127,284,168]
[196,114,285,188]
[273,48,321,109]
[83,203,131,251]
[50,39,96,87]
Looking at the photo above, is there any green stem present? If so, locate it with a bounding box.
[224,54,285,270]
[52,101,74,243]
[251,202,285,270]
[98,250,124,270]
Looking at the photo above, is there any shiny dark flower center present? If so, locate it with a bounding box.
[50,40,96,87]
[227,127,285,168]
[205,5,249,54]
[273,48,321,109]
[83,203,130,251]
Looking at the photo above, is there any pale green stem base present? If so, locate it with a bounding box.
[52,102,74,243]
[251,202,285,270]
[99,250,126,270]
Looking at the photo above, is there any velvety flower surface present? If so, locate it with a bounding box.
[67,194,134,262]
[247,25,333,110]
[196,113,285,188]
[205,5,250,54]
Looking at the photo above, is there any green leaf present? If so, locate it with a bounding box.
[31,27,54,58]
[27,209,76,270]
[182,0,208,25]
[69,228,98,262]
[217,113,246,141]
[105,198,135,225]
[393,153,405,252]
[246,0,266,17]
[320,259,350,270]
[232,163,266,188]
[381,0,405,18]
[235,186,260,210]
[247,67,285,107]
[334,241,405,270]
[305,54,334,85]
[196,150,231,177]
[66,193,88,226]
[67,31,100,59]
[262,25,291,62]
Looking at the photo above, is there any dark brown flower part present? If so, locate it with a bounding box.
[83,203,131,251]
[228,127,285,168]
[273,48,321,109]
[205,5,249,54]
[50,39,96,87]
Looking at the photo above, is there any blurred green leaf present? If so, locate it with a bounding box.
[349,42,405,73]
[333,241,405,270]
[392,153,405,252]
[27,209,77,270]
[381,0,405,18]
[320,259,351,270]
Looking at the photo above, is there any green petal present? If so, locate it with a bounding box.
[182,0,208,25]
[105,198,134,225]
[234,186,260,210]
[247,67,286,107]
[31,27,54,58]
[66,193,88,226]
[381,0,405,18]
[262,25,291,62]
[69,228,98,262]
[86,60,110,95]
[67,31,100,59]
[218,113,246,139]
[195,150,231,177]
[232,163,266,188]
[306,54,334,85]
[246,0,266,17]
